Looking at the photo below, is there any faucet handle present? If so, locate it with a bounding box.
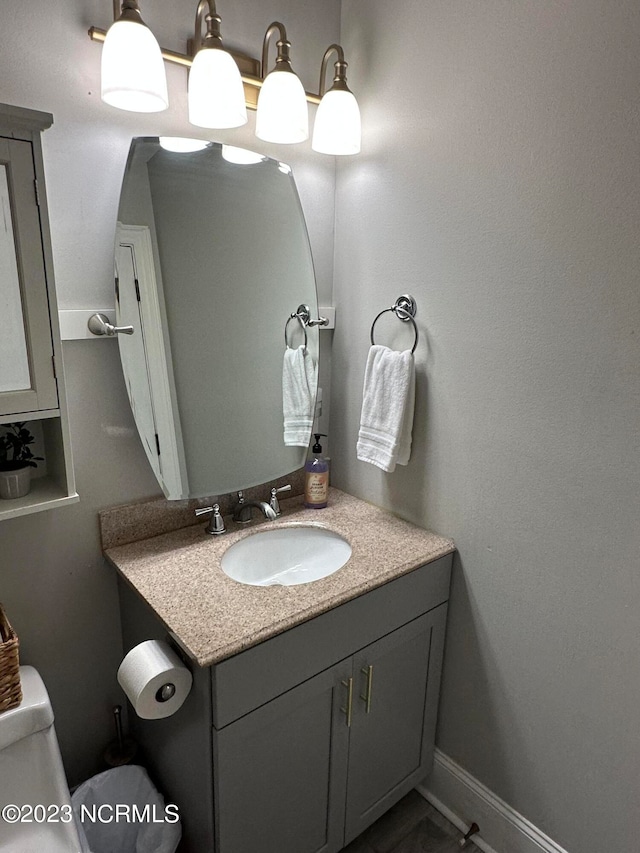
[195,503,226,535]
[195,505,214,517]
[272,484,292,496]
[269,484,291,516]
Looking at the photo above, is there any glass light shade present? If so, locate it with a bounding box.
[312,88,361,155]
[256,70,309,144]
[221,145,265,165]
[188,47,248,129]
[159,137,210,153]
[101,20,168,112]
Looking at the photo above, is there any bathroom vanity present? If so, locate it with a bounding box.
[105,489,455,853]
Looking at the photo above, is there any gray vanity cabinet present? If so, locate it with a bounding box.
[213,607,447,853]
[118,553,452,853]
[344,607,446,843]
[214,660,351,853]
[208,557,450,853]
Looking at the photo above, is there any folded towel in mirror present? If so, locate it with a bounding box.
[357,345,415,472]
[283,345,318,446]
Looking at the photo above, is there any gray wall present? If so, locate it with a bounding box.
[0,0,339,785]
[332,2,640,852]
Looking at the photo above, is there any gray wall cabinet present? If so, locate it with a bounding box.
[0,135,57,415]
[0,103,77,520]
[119,553,451,852]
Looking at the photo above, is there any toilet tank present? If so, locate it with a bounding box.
[0,666,82,852]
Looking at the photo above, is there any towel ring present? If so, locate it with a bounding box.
[284,304,328,349]
[284,314,308,349]
[370,294,418,354]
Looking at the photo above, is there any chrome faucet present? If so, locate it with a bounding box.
[232,491,277,524]
[194,503,226,535]
[269,484,292,516]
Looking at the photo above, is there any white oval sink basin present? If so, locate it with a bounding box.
[221,525,352,587]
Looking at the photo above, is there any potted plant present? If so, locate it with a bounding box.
[0,423,43,500]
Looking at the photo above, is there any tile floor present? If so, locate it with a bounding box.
[342,790,482,853]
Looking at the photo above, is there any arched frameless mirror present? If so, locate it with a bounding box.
[115,138,319,499]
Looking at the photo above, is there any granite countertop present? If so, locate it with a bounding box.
[105,488,455,667]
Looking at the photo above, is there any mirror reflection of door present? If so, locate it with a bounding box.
[116,225,184,498]
[116,139,319,499]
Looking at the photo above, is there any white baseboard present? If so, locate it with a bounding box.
[416,749,569,853]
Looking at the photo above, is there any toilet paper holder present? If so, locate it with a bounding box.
[117,638,193,720]
[156,632,193,703]
[156,683,176,703]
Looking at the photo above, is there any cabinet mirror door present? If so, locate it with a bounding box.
[0,138,57,416]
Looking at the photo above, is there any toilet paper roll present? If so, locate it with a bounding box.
[117,640,192,720]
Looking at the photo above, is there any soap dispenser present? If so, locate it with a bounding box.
[304,434,329,509]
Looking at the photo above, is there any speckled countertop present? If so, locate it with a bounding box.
[105,488,455,667]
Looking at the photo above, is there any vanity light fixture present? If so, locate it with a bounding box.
[255,23,308,145]
[312,45,361,156]
[188,1,247,129]
[100,0,168,112]
[89,3,361,154]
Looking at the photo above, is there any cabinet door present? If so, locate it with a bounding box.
[344,606,447,843]
[213,659,351,853]
[0,136,57,415]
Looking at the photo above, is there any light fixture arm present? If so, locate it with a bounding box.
[319,44,350,95]
[261,22,294,77]
[193,0,223,53]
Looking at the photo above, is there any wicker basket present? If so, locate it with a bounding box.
[0,604,22,713]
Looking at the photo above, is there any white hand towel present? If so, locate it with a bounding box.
[283,345,318,446]
[356,345,415,472]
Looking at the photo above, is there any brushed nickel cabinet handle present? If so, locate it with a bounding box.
[340,677,353,727]
[360,665,373,714]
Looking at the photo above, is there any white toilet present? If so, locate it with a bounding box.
[0,666,82,852]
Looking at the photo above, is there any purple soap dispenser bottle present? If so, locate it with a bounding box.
[304,434,329,509]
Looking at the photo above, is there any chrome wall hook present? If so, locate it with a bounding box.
[88,312,134,337]
[294,304,329,328]
[284,304,329,348]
